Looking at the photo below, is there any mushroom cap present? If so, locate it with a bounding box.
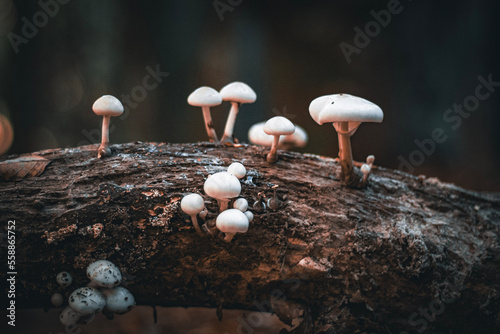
[264,116,295,136]
[60,306,82,327]
[216,209,249,234]
[204,172,241,200]
[56,271,73,287]
[227,162,246,179]
[220,81,257,104]
[103,287,136,315]
[92,95,124,117]
[188,86,222,107]
[86,260,122,288]
[68,287,105,315]
[280,124,308,148]
[181,193,205,215]
[309,93,383,125]
[361,163,371,174]
[51,293,64,307]
[233,198,249,212]
[244,210,254,222]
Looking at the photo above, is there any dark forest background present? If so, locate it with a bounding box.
[0,0,499,191]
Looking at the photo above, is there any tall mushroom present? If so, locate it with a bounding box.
[92,95,124,158]
[187,87,222,143]
[263,116,295,163]
[309,93,383,187]
[219,81,256,145]
[203,171,241,211]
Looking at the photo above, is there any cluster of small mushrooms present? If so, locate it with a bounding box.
[52,260,135,333]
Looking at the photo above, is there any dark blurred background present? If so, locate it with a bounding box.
[0,0,499,191]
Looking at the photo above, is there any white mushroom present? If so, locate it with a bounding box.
[309,93,383,187]
[102,286,136,315]
[181,193,205,235]
[57,271,73,288]
[227,162,246,179]
[233,198,248,212]
[219,82,257,144]
[188,87,222,143]
[86,260,122,288]
[51,292,64,307]
[204,172,241,211]
[244,211,254,222]
[360,163,371,186]
[263,116,295,163]
[248,122,273,147]
[68,287,105,315]
[60,306,81,328]
[92,95,124,158]
[216,209,249,242]
[280,124,308,150]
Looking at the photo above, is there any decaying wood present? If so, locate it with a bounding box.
[0,142,499,333]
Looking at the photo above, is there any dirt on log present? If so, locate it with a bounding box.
[0,141,499,334]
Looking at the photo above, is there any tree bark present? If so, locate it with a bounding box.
[0,142,499,334]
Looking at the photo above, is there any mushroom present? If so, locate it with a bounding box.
[233,198,248,212]
[60,306,81,329]
[309,93,383,187]
[56,271,73,288]
[227,162,246,179]
[180,193,205,235]
[51,292,64,307]
[86,260,122,288]
[248,122,274,147]
[360,164,371,186]
[102,286,136,315]
[279,124,308,150]
[92,95,124,158]
[219,81,257,144]
[216,209,249,242]
[244,211,254,222]
[263,116,295,163]
[187,87,222,143]
[68,287,105,315]
[204,171,241,212]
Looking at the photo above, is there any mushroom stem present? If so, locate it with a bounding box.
[201,106,218,143]
[223,233,235,243]
[266,135,280,163]
[98,115,111,158]
[190,215,203,235]
[217,199,229,212]
[336,121,356,185]
[221,102,240,144]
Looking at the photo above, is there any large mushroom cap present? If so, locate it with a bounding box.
[93,95,124,117]
[188,87,222,107]
[204,171,241,200]
[264,116,295,136]
[309,94,383,125]
[220,81,257,104]
[216,209,249,233]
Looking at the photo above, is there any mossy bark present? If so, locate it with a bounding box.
[0,142,499,334]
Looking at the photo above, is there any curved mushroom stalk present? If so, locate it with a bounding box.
[223,232,235,243]
[201,106,218,143]
[217,198,230,212]
[336,121,358,186]
[189,214,203,235]
[220,102,240,145]
[266,135,280,163]
[98,115,112,158]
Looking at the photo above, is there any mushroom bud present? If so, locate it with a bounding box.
[204,171,241,212]
[264,116,295,163]
[233,198,248,212]
[188,87,222,143]
[68,287,105,315]
[56,271,73,288]
[309,93,383,187]
[181,193,205,235]
[86,260,122,288]
[216,209,249,242]
[103,286,136,315]
[227,162,246,179]
[92,95,124,158]
[219,81,256,144]
[51,292,64,307]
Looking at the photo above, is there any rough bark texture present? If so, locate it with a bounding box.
[0,142,499,334]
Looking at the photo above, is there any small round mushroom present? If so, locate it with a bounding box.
[188,87,222,143]
[309,93,383,187]
[279,124,308,150]
[244,211,254,222]
[56,271,73,288]
[227,162,246,179]
[181,193,205,235]
[216,209,249,242]
[68,287,105,315]
[102,286,136,315]
[263,116,295,163]
[360,163,371,186]
[204,171,241,211]
[233,198,248,212]
[60,306,81,328]
[92,95,124,158]
[51,292,64,307]
[86,260,122,288]
[219,81,257,144]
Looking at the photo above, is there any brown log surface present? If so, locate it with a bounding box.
[0,142,499,333]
